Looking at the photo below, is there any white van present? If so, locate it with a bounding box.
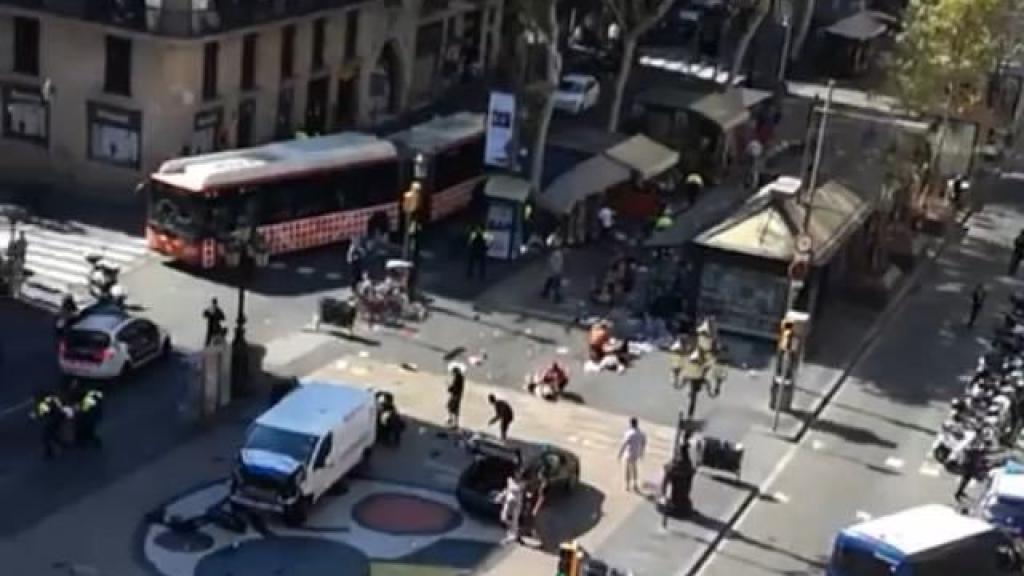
[229,379,376,525]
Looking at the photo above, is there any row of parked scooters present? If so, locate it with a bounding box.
[932,292,1024,477]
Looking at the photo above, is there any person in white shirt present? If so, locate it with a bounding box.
[618,417,647,492]
[598,205,615,241]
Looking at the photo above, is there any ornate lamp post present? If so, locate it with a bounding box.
[222,227,269,389]
[402,153,427,293]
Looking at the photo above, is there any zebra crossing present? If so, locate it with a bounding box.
[0,223,150,307]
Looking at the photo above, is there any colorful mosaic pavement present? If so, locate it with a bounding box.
[141,479,504,576]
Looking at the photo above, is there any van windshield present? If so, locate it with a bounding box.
[244,424,318,464]
[832,543,897,576]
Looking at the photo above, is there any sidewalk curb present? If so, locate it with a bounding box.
[681,209,974,576]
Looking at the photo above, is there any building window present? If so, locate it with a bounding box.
[280,24,295,80]
[87,102,141,169]
[104,35,132,97]
[312,18,326,71]
[2,84,48,146]
[202,42,219,101]
[275,87,293,139]
[344,11,359,61]
[236,99,255,147]
[241,33,258,91]
[13,17,40,77]
[193,108,222,154]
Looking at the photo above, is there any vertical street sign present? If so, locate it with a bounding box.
[484,91,516,168]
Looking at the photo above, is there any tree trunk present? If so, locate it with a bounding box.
[728,2,769,85]
[530,3,562,193]
[608,33,637,132]
[790,0,816,61]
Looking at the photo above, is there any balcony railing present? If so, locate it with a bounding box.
[0,0,368,37]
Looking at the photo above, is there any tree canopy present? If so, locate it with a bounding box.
[893,0,1014,115]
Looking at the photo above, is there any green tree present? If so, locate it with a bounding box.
[603,0,675,131]
[893,0,1012,115]
[513,0,562,192]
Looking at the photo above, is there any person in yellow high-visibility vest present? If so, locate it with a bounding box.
[654,207,673,230]
[466,226,490,280]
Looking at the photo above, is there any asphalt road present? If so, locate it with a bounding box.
[0,304,196,537]
[696,168,1024,575]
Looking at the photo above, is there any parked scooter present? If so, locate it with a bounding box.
[86,253,126,307]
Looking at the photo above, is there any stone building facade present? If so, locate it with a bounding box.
[0,0,502,198]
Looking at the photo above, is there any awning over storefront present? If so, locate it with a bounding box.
[689,88,771,131]
[694,177,871,265]
[826,11,888,41]
[605,134,679,180]
[537,154,631,215]
[484,175,532,203]
[635,87,772,132]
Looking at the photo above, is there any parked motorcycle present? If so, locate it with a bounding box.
[86,253,126,307]
[932,294,1024,475]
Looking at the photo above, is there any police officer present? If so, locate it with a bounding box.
[466,226,489,280]
[75,387,104,448]
[31,390,68,459]
[203,298,226,346]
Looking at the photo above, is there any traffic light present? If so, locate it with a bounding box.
[558,541,582,576]
[778,320,795,352]
[402,183,422,215]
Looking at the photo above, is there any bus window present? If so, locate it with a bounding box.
[149,183,206,240]
[435,137,484,193]
[333,160,398,210]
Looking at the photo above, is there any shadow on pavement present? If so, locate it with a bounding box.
[805,415,898,449]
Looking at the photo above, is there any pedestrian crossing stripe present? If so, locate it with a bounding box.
[0,224,150,300]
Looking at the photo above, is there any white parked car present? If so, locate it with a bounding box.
[554,74,601,114]
[59,308,172,380]
[229,380,377,525]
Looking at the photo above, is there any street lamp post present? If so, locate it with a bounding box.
[223,227,269,390]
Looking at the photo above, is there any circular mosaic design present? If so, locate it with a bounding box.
[196,536,369,576]
[352,492,462,536]
[153,529,215,554]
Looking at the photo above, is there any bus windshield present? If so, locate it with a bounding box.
[148,182,207,240]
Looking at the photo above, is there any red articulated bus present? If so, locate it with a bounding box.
[389,111,486,223]
[146,113,485,269]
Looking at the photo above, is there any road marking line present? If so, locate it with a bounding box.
[919,464,941,477]
[772,492,790,504]
[296,267,315,275]
[884,457,904,469]
[0,398,32,420]
[326,272,342,280]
